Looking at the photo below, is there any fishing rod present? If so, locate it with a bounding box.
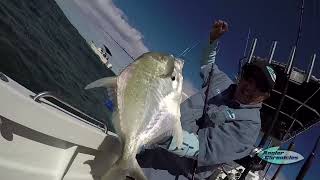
[190,22,254,180]
[189,24,221,180]
[191,51,215,180]
[238,0,306,179]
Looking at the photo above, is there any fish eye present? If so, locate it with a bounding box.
[171,76,175,81]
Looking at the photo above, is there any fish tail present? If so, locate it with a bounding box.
[101,157,147,180]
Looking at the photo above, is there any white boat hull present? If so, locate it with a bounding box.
[0,73,121,180]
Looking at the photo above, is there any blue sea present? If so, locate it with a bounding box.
[0,0,115,129]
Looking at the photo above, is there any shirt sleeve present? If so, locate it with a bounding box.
[201,40,219,66]
[199,41,233,98]
[197,110,261,166]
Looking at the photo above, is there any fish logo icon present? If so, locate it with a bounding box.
[258,146,304,164]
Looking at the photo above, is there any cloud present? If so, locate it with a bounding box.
[71,0,149,59]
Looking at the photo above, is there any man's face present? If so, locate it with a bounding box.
[234,77,269,105]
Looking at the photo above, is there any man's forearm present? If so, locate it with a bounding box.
[201,40,219,66]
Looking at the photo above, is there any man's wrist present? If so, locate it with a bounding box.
[165,130,200,158]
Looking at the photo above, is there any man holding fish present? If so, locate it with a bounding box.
[86,19,276,180]
[136,20,277,179]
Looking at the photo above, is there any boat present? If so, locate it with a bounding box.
[89,41,113,69]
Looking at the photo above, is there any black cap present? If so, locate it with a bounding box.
[241,60,277,92]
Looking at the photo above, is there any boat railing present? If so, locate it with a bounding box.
[272,89,320,117]
[262,88,320,142]
[30,91,108,133]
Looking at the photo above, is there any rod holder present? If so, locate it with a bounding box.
[306,53,316,83]
[286,46,297,75]
[247,38,257,64]
[268,41,278,64]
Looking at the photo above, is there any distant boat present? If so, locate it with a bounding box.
[89,41,113,69]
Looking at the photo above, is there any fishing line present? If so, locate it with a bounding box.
[178,40,201,58]
[103,29,135,61]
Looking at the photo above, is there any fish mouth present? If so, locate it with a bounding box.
[176,59,184,68]
[173,57,184,72]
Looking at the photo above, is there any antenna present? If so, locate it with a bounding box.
[306,54,317,82]
[247,38,257,64]
[285,46,297,75]
[268,41,278,64]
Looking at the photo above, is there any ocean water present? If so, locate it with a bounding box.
[0,0,115,129]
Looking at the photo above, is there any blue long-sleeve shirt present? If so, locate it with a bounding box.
[137,41,262,180]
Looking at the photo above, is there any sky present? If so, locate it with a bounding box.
[55,0,320,179]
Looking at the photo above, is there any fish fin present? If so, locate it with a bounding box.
[84,76,117,90]
[172,118,183,149]
[101,157,147,180]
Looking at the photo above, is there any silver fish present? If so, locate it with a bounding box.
[85,52,184,180]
